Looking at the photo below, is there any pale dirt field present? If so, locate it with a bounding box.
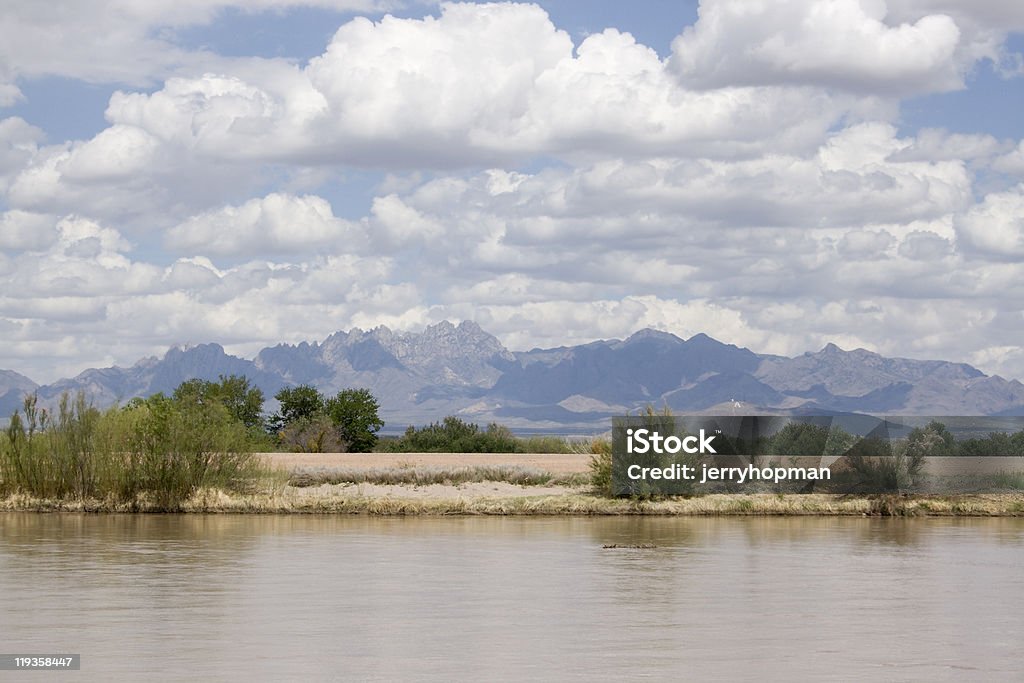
[290,481,582,500]
[260,452,592,501]
[261,452,592,474]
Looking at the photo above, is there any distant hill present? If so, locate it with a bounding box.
[0,369,39,417]
[3,322,1023,431]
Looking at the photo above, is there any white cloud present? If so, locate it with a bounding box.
[5,126,263,227]
[94,3,859,168]
[0,210,56,250]
[306,4,570,142]
[0,1,390,89]
[59,125,161,181]
[888,128,1005,163]
[0,117,43,190]
[165,192,367,255]
[0,84,22,108]
[839,229,895,256]
[898,230,954,260]
[888,0,1024,73]
[955,185,1024,258]
[670,0,964,94]
[3,2,1024,387]
[992,141,1024,175]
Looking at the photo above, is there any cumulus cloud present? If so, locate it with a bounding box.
[93,3,858,168]
[839,229,895,256]
[898,230,954,260]
[0,84,22,108]
[10,1,1011,221]
[670,0,964,94]
[5,124,263,227]
[0,117,43,190]
[0,0,390,89]
[887,128,1005,163]
[955,185,1024,258]
[888,0,1024,73]
[992,141,1024,175]
[3,2,1024,385]
[165,193,367,255]
[0,210,57,250]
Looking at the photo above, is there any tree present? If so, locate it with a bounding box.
[325,388,384,453]
[269,385,325,434]
[171,375,264,430]
[905,420,955,458]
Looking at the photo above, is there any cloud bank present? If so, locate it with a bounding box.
[1,1,1024,385]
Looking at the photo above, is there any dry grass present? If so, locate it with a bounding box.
[4,487,1023,516]
[262,452,592,474]
[288,465,589,488]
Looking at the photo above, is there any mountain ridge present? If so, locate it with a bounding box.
[3,323,1023,429]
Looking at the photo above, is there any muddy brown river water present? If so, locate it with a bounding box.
[1,514,1022,680]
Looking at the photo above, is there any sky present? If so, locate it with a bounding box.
[1,0,1024,385]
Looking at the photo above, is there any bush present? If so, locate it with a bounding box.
[1,393,102,499]
[584,438,613,496]
[769,422,854,458]
[1,390,266,509]
[383,416,521,453]
[278,414,345,453]
[836,436,925,493]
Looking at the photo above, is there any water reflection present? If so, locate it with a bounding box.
[1,514,1022,680]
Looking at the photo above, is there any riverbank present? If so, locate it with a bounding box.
[3,486,1024,516]
[3,453,1023,515]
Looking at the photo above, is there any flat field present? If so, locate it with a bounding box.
[261,452,592,474]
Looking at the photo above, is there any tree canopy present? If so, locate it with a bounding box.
[270,385,384,453]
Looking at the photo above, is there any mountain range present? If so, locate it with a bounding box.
[3,321,1023,431]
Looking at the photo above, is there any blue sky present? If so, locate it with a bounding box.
[2,0,1024,384]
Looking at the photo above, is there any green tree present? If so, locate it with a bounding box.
[768,421,854,458]
[906,420,955,458]
[171,375,265,430]
[269,385,325,434]
[325,388,384,453]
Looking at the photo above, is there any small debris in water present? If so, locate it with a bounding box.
[602,543,657,549]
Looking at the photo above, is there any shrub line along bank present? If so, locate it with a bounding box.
[3,385,1024,514]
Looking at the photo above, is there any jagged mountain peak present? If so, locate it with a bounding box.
[4,323,1022,430]
[164,342,228,359]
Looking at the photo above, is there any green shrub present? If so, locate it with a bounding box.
[584,438,613,497]
[835,436,925,493]
[383,416,522,453]
[516,435,573,453]
[1,390,267,509]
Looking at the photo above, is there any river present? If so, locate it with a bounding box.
[1,514,1021,681]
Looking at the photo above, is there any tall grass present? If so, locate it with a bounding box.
[0,392,269,509]
[579,438,613,496]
